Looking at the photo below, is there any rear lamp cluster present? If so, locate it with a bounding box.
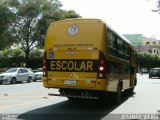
[97,52,106,79]
[43,52,47,77]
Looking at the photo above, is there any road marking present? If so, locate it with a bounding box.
[0,87,59,112]
[0,99,42,110]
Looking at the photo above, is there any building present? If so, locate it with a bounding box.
[123,34,160,55]
[123,34,143,46]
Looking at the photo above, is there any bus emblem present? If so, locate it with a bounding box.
[68,25,79,35]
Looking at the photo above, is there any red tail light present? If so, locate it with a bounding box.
[97,51,106,79]
[99,66,104,71]
[43,52,47,77]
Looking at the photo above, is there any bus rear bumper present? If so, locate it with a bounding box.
[48,93,99,100]
[43,78,108,91]
[48,88,116,100]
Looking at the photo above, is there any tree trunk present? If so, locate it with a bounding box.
[25,50,30,68]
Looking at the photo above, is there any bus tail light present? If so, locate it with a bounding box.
[43,52,47,77]
[97,51,106,79]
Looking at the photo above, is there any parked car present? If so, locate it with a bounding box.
[141,68,148,74]
[33,68,43,82]
[149,68,160,78]
[0,68,34,85]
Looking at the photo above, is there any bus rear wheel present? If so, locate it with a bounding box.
[116,83,122,103]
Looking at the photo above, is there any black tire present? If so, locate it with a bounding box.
[134,78,137,86]
[27,77,32,83]
[116,83,122,103]
[11,77,17,84]
[0,82,3,85]
[33,79,36,82]
[125,87,134,95]
[130,87,134,94]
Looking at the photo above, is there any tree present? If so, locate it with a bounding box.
[0,1,14,50]
[6,0,80,67]
[61,10,81,19]
[136,52,160,71]
[0,48,25,68]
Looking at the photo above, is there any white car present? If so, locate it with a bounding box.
[33,68,43,81]
[0,68,34,85]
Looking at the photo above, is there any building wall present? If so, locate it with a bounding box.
[123,34,160,55]
[133,45,160,55]
[143,37,160,46]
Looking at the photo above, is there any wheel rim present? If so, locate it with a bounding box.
[28,77,32,83]
[11,78,16,84]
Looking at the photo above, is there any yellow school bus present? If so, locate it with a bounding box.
[43,18,137,102]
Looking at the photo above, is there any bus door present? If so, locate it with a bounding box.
[130,49,136,87]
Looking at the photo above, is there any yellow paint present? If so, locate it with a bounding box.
[43,18,136,94]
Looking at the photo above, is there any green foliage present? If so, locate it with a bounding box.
[0,0,81,68]
[61,10,81,19]
[0,48,25,68]
[29,49,44,59]
[0,48,43,69]
[28,49,43,69]
[0,0,80,67]
[0,1,14,50]
[136,52,160,70]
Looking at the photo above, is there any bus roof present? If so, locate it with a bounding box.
[51,18,132,46]
[51,18,103,24]
[48,18,133,49]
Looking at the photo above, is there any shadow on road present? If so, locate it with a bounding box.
[18,92,135,120]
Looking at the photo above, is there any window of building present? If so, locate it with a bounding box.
[153,41,156,45]
[146,42,150,45]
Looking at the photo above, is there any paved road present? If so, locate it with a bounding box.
[0,74,160,120]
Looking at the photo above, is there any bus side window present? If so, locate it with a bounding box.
[117,38,124,59]
[117,38,123,52]
[107,29,116,56]
[113,35,117,49]
[124,43,129,60]
[107,30,115,47]
[128,47,130,57]
[110,62,116,74]
[107,30,110,45]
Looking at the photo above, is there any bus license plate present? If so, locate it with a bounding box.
[64,80,76,85]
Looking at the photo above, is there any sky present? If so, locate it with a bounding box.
[60,0,160,39]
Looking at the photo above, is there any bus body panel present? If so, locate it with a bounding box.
[45,19,105,51]
[43,19,109,90]
[43,19,137,99]
[46,50,102,89]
